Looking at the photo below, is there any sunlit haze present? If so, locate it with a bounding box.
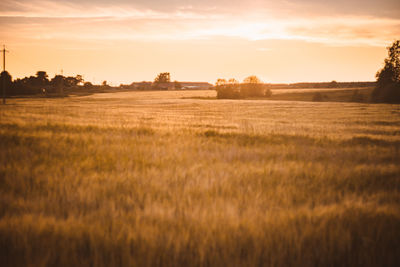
[1,0,399,84]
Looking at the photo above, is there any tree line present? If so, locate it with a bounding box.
[0,71,180,96]
[1,39,399,102]
[0,71,91,96]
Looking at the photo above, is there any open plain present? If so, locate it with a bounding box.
[1,89,399,266]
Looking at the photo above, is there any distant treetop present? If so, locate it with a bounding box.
[154,72,171,84]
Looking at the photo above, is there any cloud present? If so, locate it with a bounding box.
[282,0,400,19]
[1,15,399,48]
[285,16,400,46]
[0,0,399,48]
[1,0,400,18]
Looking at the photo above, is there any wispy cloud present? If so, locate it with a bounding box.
[2,14,398,47]
[0,0,398,83]
[2,0,399,18]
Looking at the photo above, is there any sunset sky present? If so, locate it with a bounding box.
[1,0,399,85]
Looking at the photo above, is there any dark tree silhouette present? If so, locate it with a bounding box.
[84,82,93,89]
[64,76,80,87]
[9,71,86,96]
[1,71,12,96]
[50,75,64,86]
[329,80,338,88]
[372,40,400,103]
[35,71,49,87]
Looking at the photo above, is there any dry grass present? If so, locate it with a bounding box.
[1,90,400,266]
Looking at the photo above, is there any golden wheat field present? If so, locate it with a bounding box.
[1,89,400,266]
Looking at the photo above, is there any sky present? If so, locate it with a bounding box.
[0,0,399,85]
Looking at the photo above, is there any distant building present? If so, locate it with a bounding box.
[154,82,175,90]
[180,82,213,90]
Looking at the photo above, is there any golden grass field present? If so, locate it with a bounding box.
[1,89,400,266]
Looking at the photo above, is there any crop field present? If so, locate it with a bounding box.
[1,89,400,266]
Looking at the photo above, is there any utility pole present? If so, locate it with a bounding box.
[1,45,9,104]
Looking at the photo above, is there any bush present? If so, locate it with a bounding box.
[264,88,272,97]
[240,83,265,98]
[215,76,272,99]
[216,85,240,99]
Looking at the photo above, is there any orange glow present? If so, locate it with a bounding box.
[0,0,398,84]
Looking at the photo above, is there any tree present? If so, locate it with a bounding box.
[216,78,227,87]
[241,75,265,97]
[243,75,261,84]
[215,76,272,99]
[51,75,64,96]
[372,40,400,103]
[36,71,48,80]
[75,75,83,85]
[228,78,239,85]
[215,78,240,99]
[84,82,93,89]
[64,76,80,87]
[329,80,338,88]
[35,71,49,87]
[50,75,63,85]
[1,71,12,96]
[154,72,171,84]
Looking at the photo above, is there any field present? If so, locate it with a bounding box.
[269,87,373,102]
[1,89,400,266]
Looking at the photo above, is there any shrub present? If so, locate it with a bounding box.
[216,85,240,99]
[215,76,272,99]
[240,83,264,98]
[264,88,272,97]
